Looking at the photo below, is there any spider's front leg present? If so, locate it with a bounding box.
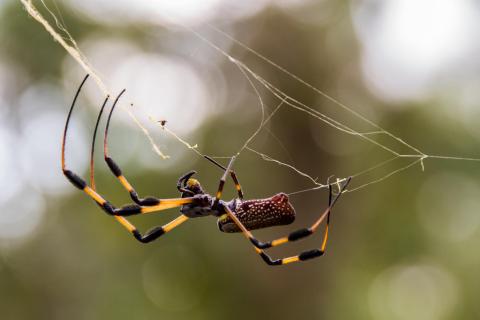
[100,89,168,206]
[62,75,198,244]
[84,84,192,243]
[63,167,195,217]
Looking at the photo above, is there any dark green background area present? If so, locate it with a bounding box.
[1,1,480,319]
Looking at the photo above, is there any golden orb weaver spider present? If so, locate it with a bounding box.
[61,75,351,266]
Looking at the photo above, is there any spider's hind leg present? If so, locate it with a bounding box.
[223,177,352,266]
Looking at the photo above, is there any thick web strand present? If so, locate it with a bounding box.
[22,1,480,196]
[21,0,169,160]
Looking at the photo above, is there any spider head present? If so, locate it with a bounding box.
[186,177,204,194]
[177,171,205,196]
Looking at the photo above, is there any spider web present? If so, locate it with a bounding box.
[21,0,480,196]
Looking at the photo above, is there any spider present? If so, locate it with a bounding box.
[61,75,351,266]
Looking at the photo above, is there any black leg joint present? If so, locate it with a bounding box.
[63,170,87,190]
[298,249,324,261]
[133,226,165,243]
[115,204,142,216]
[129,190,160,206]
[102,201,115,215]
[288,228,313,241]
[260,252,282,266]
[132,229,142,240]
[139,197,161,206]
[105,157,122,177]
[129,190,140,202]
[250,237,272,249]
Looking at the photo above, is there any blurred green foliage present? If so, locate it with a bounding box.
[1,1,480,319]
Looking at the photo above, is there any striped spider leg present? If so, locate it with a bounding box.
[214,157,351,266]
[62,75,197,242]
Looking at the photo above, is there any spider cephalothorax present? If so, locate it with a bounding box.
[61,75,351,266]
[176,171,220,218]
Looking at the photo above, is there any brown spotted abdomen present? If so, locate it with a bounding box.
[218,193,296,233]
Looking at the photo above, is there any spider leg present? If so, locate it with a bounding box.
[64,157,194,217]
[249,178,351,250]
[62,75,196,218]
[204,155,244,199]
[98,211,188,243]
[131,214,189,243]
[89,94,109,190]
[222,177,351,266]
[230,170,244,199]
[212,156,237,209]
[85,87,189,243]
[100,89,166,206]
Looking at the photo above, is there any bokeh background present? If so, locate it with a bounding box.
[1,0,480,319]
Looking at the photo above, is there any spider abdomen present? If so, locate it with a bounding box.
[218,193,296,233]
